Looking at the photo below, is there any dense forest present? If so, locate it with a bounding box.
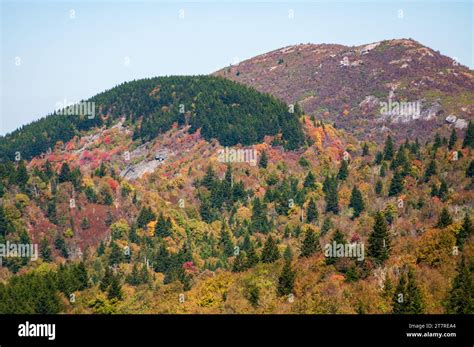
[0,76,305,162]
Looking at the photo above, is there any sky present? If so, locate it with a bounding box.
[1,0,472,135]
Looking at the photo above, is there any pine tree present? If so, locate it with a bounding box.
[250,198,271,234]
[456,214,473,250]
[283,245,293,262]
[448,128,457,150]
[436,207,452,228]
[374,151,383,165]
[320,217,332,236]
[392,268,424,314]
[277,259,296,297]
[58,163,72,183]
[324,176,339,214]
[108,241,123,266]
[388,170,404,196]
[325,229,346,265]
[438,180,448,201]
[259,150,268,168]
[306,198,318,223]
[380,162,387,177]
[383,136,395,161]
[40,237,52,262]
[303,171,316,190]
[423,160,437,182]
[349,186,365,218]
[466,160,474,178]
[246,241,259,268]
[261,236,280,263]
[368,211,390,263]
[219,224,234,257]
[337,160,349,181]
[0,205,8,237]
[462,120,474,148]
[107,275,122,300]
[433,133,442,152]
[15,160,29,188]
[375,180,383,196]
[445,256,473,314]
[362,143,369,156]
[300,229,320,258]
[232,251,248,272]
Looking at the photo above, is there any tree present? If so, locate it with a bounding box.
[306,198,318,223]
[107,275,122,301]
[445,256,473,314]
[362,143,369,156]
[136,206,155,228]
[0,206,8,237]
[277,259,296,297]
[324,176,339,214]
[16,160,29,188]
[259,150,268,168]
[261,236,280,263]
[375,180,383,196]
[383,135,395,161]
[303,171,316,190]
[437,180,448,201]
[232,251,248,273]
[283,245,293,262]
[456,214,472,250]
[466,160,474,178]
[337,160,349,181]
[58,163,72,183]
[392,268,424,314]
[380,162,387,177]
[325,229,346,265]
[40,237,52,262]
[388,170,404,196]
[462,120,474,148]
[448,128,457,150]
[320,217,332,236]
[368,211,390,263]
[250,198,271,233]
[155,213,172,238]
[436,208,452,228]
[219,224,234,257]
[349,186,365,218]
[300,229,319,258]
[423,160,437,182]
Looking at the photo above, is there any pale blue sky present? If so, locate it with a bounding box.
[1,0,472,135]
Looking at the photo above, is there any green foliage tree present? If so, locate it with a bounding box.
[383,135,395,161]
[277,259,296,297]
[445,256,474,314]
[261,236,280,263]
[388,170,404,196]
[349,186,365,218]
[259,150,268,169]
[300,229,320,258]
[306,198,318,223]
[462,120,474,148]
[368,211,390,263]
[436,207,453,228]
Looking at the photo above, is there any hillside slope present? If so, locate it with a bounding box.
[215,39,474,141]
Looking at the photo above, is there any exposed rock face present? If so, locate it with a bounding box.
[445,115,469,129]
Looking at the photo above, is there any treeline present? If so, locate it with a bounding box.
[0,76,305,161]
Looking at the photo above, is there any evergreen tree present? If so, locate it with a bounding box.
[392,268,424,314]
[368,211,390,263]
[445,256,474,314]
[306,198,318,223]
[362,143,369,156]
[202,165,216,189]
[456,214,473,250]
[433,133,442,152]
[337,160,349,181]
[0,206,8,237]
[58,163,72,183]
[324,176,339,214]
[438,180,448,201]
[448,128,457,150]
[136,206,155,228]
[374,151,383,165]
[423,160,437,182]
[232,251,248,273]
[303,171,316,190]
[155,213,172,238]
[349,186,365,218]
[283,245,293,262]
[219,224,234,257]
[300,229,320,258]
[320,217,332,236]
[325,229,346,265]
[383,135,395,161]
[245,241,259,268]
[277,259,296,297]
[249,198,271,234]
[40,237,52,262]
[261,236,280,263]
[108,241,123,266]
[388,170,404,196]
[466,160,474,178]
[259,150,268,169]
[462,120,474,148]
[375,180,383,196]
[16,160,29,188]
[436,207,453,228]
[380,162,387,177]
[107,275,122,300]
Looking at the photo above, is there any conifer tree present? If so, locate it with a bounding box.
[466,160,474,178]
[423,160,437,182]
[0,206,8,238]
[250,198,271,233]
[232,251,248,272]
[300,229,320,258]
[219,224,234,257]
[388,170,404,196]
[383,135,395,161]
[259,150,268,169]
[325,229,346,265]
[436,207,452,228]
[438,180,448,201]
[283,245,293,262]
[362,143,369,156]
[456,214,472,250]
[303,171,316,190]
[16,160,29,188]
[277,259,296,297]
[324,176,339,214]
[349,186,365,218]
[448,128,457,150]
[40,237,52,262]
[261,236,280,263]
[368,211,390,263]
[320,217,332,236]
[445,256,474,314]
[107,275,122,300]
[306,198,318,223]
[337,160,349,181]
[58,163,72,183]
[375,180,383,196]
[462,120,474,148]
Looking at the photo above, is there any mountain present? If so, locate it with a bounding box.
[0,41,473,315]
[214,39,474,141]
